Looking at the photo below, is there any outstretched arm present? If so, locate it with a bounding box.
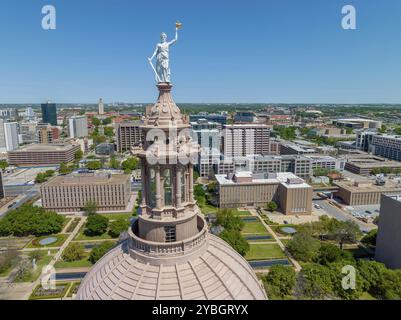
[168,28,178,46]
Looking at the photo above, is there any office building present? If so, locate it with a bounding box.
[335,179,401,206]
[375,195,401,269]
[41,101,57,125]
[37,124,60,144]
[223,124,270,157]
[216,172,313,215]
[191,119,221,177]
[68,115,88,138]
[355,130,376,152]
[20,122,38,144]
[115,121,143,153]
[189,113,227,128]
[8,143,80,166]
[77,83,266,301]
[234,111,256,123]
[344,155,401,176]
[332,118,382,130]
[40,172,131,213]
[4,122,19,152]
[371,134,401,162]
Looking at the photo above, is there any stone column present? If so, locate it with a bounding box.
[189,165,194,202]
[155,166,162,210]
[141,163,146,207]
[176,167,182,208]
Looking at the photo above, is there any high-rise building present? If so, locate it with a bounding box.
[191,119,221,177]
[0,120,7,152]
[115,121,143,153]
[68,116,88,138]
[222,124,270,157]
[98,98,104,115]
[4,122,19,152]
[20,122,38,144]
[25,107,35,120]
[375,195,401,269]
[37,123,60,144]
[41,101,57,125]
[371,134,401,162]
[76,83,266,301]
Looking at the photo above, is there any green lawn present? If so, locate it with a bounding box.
[359,292,376,300]
[234,210,252,216]
[27,234,68,249]
[242,221,269,235]
[54,253,93,269]
[0,265,14,277]
[199,203,219,215]
[245,243,286,261]
[99,213,133,221]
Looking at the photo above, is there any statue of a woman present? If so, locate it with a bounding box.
[148,27,178,83]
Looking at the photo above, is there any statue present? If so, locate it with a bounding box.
[148,22,182,83]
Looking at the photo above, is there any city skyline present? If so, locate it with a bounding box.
[0,0,400,104]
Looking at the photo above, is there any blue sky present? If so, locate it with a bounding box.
[0,0,400,104]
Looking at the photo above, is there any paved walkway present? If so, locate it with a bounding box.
[248,208,302,272]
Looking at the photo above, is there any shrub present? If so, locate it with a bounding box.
[264,265,296,298]
[287,232,321,262]
[220,229,249,256]
[108,219,130,238]
[62,243,85,262]
[89,241,115,264]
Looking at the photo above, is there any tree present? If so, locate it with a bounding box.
[266,201,278,212]
[84,201,98,216]
[361,229,377,247]
[86,161,102,170]
[102,117,112,125]
[91,117,101,126]
[89,241,115,264]
[121,157,139,174]
[109,156,121,169]
[59,162,73,175]
[220,229,249,256]
[299,263,336,299]
[35,170,55,183]
[104,126,114,137]
[314,243,354,266]
[0,205,64,237]
[84,215,109,236]
[0,160,8,170]
[108,219,130,238]
[287,232,321,262]
[62,243,85,262]
[264,265,296,299]
[74,150,83,161]
[332,220,360,249]
[215,209,244,232]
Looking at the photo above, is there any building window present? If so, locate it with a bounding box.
[164,225,176,243]
[148,168,156,207]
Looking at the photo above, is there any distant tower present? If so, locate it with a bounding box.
[98,98,104,115]
[41,101,57,125]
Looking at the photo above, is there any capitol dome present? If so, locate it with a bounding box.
[76,80,266,300]
[76,216,266,300]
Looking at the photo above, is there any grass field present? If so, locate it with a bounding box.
[245,243,286,261]
[234,210,252,216]
[99,213,133,221]
[242,221,269,235]
[199,203,219,215]
[54,253,93,269]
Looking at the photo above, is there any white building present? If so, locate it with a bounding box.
[223,124,270,158]
[98,98,104,115]
[68,116,88,138]
[4,122,19,152]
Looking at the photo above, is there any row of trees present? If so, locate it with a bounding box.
[0,205,65,237]
[35,170,55,184]
[214,209,250,256]
[62,241,115,264]
[371,167,401,175]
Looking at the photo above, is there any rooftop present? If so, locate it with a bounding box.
[42,172,130,186]
[216,171,311,189]
[9,143,78,153]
